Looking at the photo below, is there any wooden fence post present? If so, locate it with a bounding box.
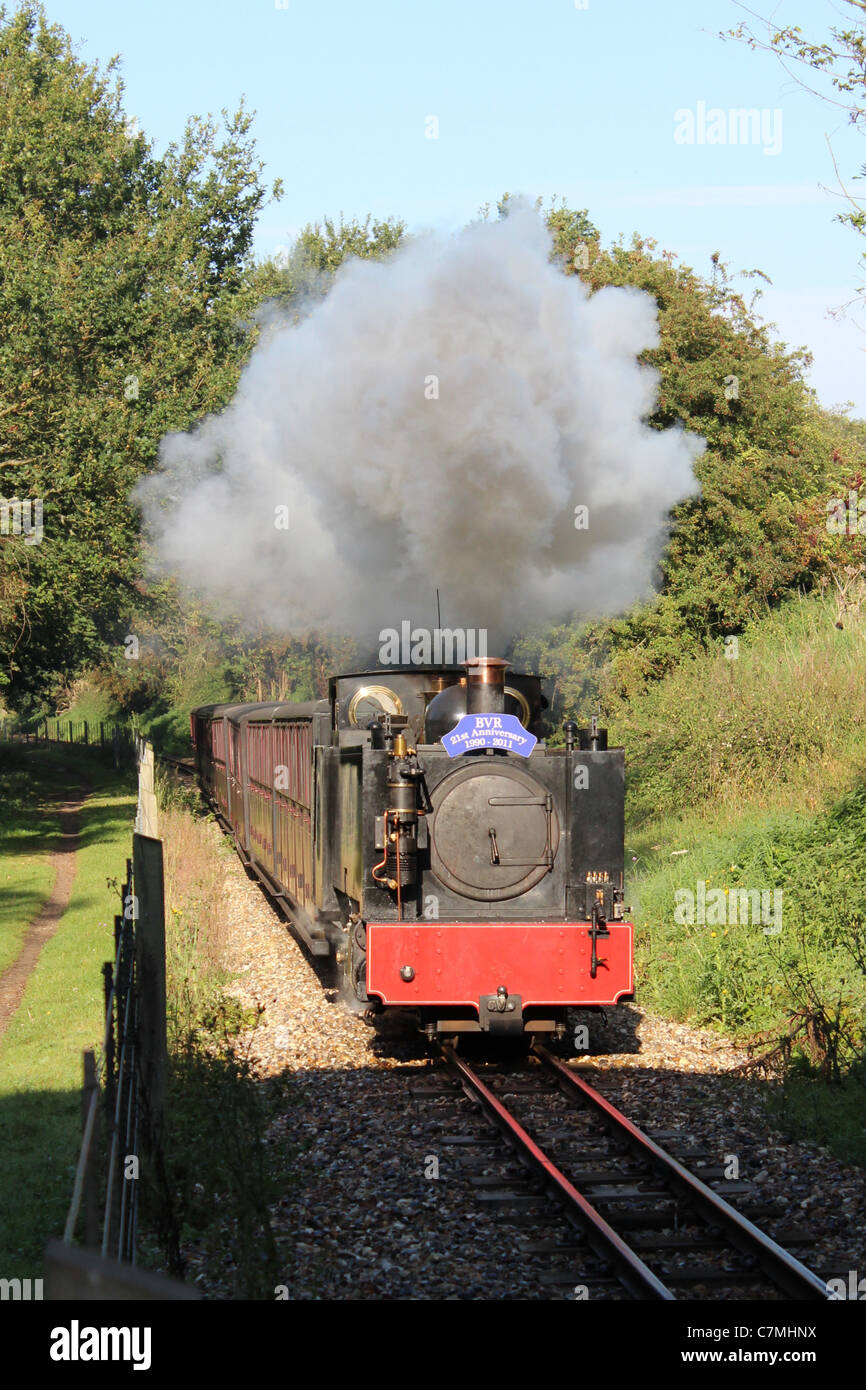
[133,833,167,1157]
[82,1050,99,1248]
[45,1241,201,1300]
[136,740,158,837]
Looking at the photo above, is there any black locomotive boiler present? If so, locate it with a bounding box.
[191,657,633,1037]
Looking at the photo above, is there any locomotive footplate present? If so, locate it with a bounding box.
[365,921,634,1011]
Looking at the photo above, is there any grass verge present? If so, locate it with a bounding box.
[0,745,136,1277]
[621,592,866,1166]
[0,742,66,976]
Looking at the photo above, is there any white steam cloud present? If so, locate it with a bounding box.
[135,204,703,645]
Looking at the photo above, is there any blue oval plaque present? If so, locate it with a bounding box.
[441,712,537,758]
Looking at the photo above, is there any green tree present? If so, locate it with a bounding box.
[513,212,866,720]
[248,212,406,314]
[0,2,281,711]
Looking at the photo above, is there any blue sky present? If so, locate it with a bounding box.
[48,0,866,413]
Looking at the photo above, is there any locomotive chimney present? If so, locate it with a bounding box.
[463,657,509,715]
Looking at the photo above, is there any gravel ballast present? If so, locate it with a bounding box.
[184,818,866,1300]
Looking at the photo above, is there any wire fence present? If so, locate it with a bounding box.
[61,842,164,1261]
[48,827,189,1297]
[63,855,140,1259]
[0,717,136,767]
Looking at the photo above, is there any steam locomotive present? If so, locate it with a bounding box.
[191,657,633,1038]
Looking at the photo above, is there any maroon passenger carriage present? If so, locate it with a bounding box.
[191,657,633,1038]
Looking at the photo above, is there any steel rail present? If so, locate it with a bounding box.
[438,1044,675,1300]
[155,752,196,777]
[534,1044,829,1301]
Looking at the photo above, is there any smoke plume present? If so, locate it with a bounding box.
[135,204,703,646]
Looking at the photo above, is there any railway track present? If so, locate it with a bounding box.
[416,1043,830,1301]
[156,752,196,778]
